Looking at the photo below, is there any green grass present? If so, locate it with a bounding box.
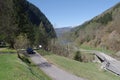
[0,54,51,80]
[37,49,51,56]
[80,45,115,55]
[0,48,17,53]
[40,51,120,80]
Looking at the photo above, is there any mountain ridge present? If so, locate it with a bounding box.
[55,27,72,37]
[69,2,120,52]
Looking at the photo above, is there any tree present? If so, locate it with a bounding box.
[0,0,56,49]
[14,34,29,57]
[34,22,48,49]
[0,0,18,48]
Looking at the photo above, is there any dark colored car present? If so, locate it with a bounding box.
[26,48,35,54]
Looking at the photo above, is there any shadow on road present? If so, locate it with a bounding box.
[37,62,51,68]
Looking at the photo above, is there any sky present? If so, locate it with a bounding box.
[27,0,120,28]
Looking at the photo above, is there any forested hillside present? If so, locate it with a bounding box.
[0,0,56,48]
[70,2,120,52]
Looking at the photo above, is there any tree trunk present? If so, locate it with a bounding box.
[9,41,15,49]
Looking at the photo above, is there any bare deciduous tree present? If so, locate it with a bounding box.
[14,34,29,57]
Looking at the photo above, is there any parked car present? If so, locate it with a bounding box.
[26,47,35,54]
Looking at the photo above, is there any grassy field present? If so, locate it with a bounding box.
[38,50,120,80]
[0,53,51,80]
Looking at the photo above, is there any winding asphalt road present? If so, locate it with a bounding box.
[29,53,85,80]
[79,48,120,75]
[95,52,120,75]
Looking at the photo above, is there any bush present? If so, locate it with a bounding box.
[74,51,94,62]
[74,51,82,62]
[48,39,69,57]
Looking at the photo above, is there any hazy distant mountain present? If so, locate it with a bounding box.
[69,2,120,52]
[55,27,72,37]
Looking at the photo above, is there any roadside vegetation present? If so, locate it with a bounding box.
[74,51,94,63]
[38,50,120,80]
[48,39,69,57]
[80,44,115,55]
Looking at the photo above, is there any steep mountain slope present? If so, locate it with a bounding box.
[71,2,120,52]
[0,0,56,48]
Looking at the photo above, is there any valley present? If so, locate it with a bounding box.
[0,0,120,80]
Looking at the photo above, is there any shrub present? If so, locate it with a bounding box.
[48,39,69,57]
[74,51,94,62]
[74,51,82,62]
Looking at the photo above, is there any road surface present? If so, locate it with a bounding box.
[79,49,120,75]
[29,53,85,80]
[95,52,120,75]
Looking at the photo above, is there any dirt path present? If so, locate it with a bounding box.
[29,53,85,80]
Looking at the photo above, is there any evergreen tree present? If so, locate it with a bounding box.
[34,22,48,49]
[0,0,18,48]
[74,51,82,62]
